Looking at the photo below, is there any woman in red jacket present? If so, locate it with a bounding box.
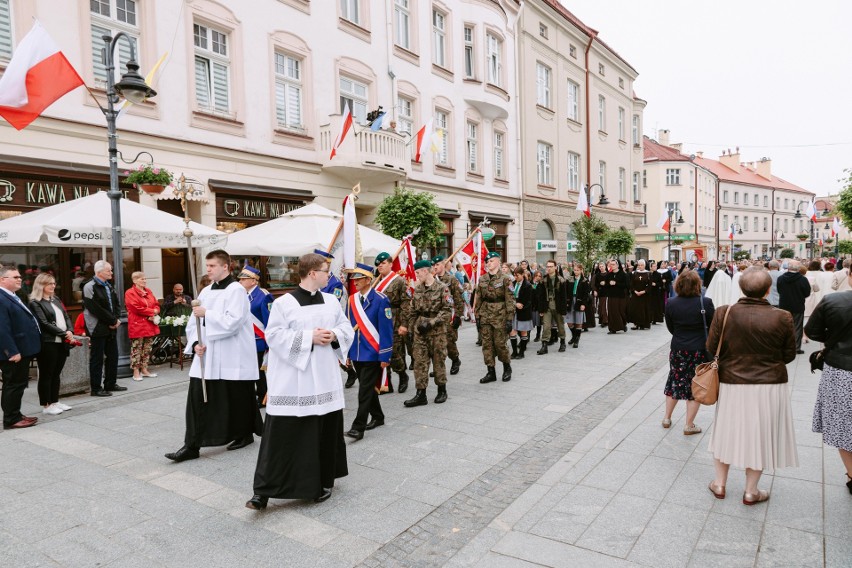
[125,272,160,381]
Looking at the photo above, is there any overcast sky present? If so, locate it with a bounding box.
[561,0,852,196]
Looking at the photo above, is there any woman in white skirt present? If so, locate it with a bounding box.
[706,267,798,505]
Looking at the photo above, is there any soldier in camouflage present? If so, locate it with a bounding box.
[474,251,515,383]
[431,255,463,375]
[403,259,452,407]
[373,252,411,393]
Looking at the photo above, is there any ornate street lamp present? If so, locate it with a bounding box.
[584,183,610,207]
[98,33,157,374]
[666,207,685,263]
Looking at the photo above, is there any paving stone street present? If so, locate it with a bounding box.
[1,323,849,567]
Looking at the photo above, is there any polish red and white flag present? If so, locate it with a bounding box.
[576,187,591,218]
[414,118,433,163]
[0,21,84,130]
[656,208,671,232]
[329,102,353,159]
[457,230,488,287]
[832,217,841,238]
[805,198,817,222]
[390,236,417,292]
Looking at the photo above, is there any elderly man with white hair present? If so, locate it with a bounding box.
[82,260,125,397]
[777,260,811,354]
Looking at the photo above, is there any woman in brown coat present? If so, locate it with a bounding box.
[706,267,798,505]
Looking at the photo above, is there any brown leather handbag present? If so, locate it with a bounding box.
[691,302,732,405]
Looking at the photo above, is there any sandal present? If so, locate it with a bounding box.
[708,482,726,499]
[846,473,852,495]
[742,489,770,505]
[662,418,672,429]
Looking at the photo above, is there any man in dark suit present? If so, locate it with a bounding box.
[0,265,42,429]
[82,260,125,397]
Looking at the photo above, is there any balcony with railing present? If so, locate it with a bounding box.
[319,114,410,183]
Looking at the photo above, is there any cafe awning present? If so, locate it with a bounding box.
[0,191,227,248]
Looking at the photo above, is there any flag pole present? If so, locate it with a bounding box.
[446,228,481,263]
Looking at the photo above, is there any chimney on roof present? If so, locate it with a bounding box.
[756,157,772,180]
[658,129,670,147]
[671,143,682,152]
[719,147,740,173]
[696,151,704,159]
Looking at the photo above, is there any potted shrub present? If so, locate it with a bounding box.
[672,238,684,246]
[824,237,834,245]
[796,233,809,241]
[124,164,174,195]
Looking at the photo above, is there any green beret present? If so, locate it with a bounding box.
[431,255,444,265]
[486,252,501,261]
[414,259,433,270]
[374,252,391,266]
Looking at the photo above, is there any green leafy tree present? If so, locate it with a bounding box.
[836,169,852,227]
[837,239,852,256]
[733,250,751,261]
[374,186,444,249]
[780,248,795,259]
[571,214,610,270]
[604,227,635,262]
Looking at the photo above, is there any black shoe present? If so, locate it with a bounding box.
[344,429,364,440]
[450,358,461,375]
[434,385,447,404]
[227,436,254,451]
[104,385,127,392]
[572,329,581,348]
[479,366,497,383]
[397,372,409,394]
[475,339,482,346]
[796,349,805,354]
[365,419,385,430]
[315,487,333,503]
[846,474,852,495]
[510,338,518,359]
[517,339,527,359]
[344,369,357,388]
[404,389,428,407]
[502,363,512,382]
[537,343,548,355]
[558,339,566,352]
[607,331,617,335]
[245,494,268,510]
[165,446,200,462]
[90,390,112,397]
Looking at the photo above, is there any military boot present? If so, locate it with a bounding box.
[434,385,448,404]
[397,371,409,394]
[558,338,567,352]
[537,342,548,355]
[403,389,428,407]
[501,363,512,382]
[450,357,461,375]
[479,366,497,383]
[510,338,519,359]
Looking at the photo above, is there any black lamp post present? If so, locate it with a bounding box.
[584,183,610,208]
[729,222,743,260]
[666,207,685,263]
[770,230,785,257]
[100,33,157,374]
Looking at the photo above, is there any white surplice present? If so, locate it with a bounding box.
[184,281,258,381]
[264,291,354,417]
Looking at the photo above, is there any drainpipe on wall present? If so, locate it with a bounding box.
[714,178,720,255]
[513,1,525,261]
[694,164,699,251]
[584,30,598,206]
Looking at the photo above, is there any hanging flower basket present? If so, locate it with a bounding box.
[672,239,684,246]
[824,238,834,245]
[796,234,809,241]
[124,164,174,195]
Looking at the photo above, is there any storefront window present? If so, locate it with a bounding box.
[0,247,60,299]
[428,218,454,259]
[230,255,300,291]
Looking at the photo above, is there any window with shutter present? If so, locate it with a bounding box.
[493,131,504,179]
[0,0,13,62]
[466,121,478,173]
[90,0,139,88]
[275,53,302,130]
[193,23,231,114]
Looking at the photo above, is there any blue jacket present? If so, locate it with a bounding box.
[347,288,393,363]
[247,286,274,352]
[0,289,42,360]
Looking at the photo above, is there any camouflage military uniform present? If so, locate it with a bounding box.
[474,271,515,366]
[410,278,452,389]
[379,276,412,374]
[437,272,464,363]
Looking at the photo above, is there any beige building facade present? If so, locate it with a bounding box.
[637,133,718,264]
[0,0,522,304]
[516,0,645,266]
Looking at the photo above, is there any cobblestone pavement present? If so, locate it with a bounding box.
[2,322,847,567]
